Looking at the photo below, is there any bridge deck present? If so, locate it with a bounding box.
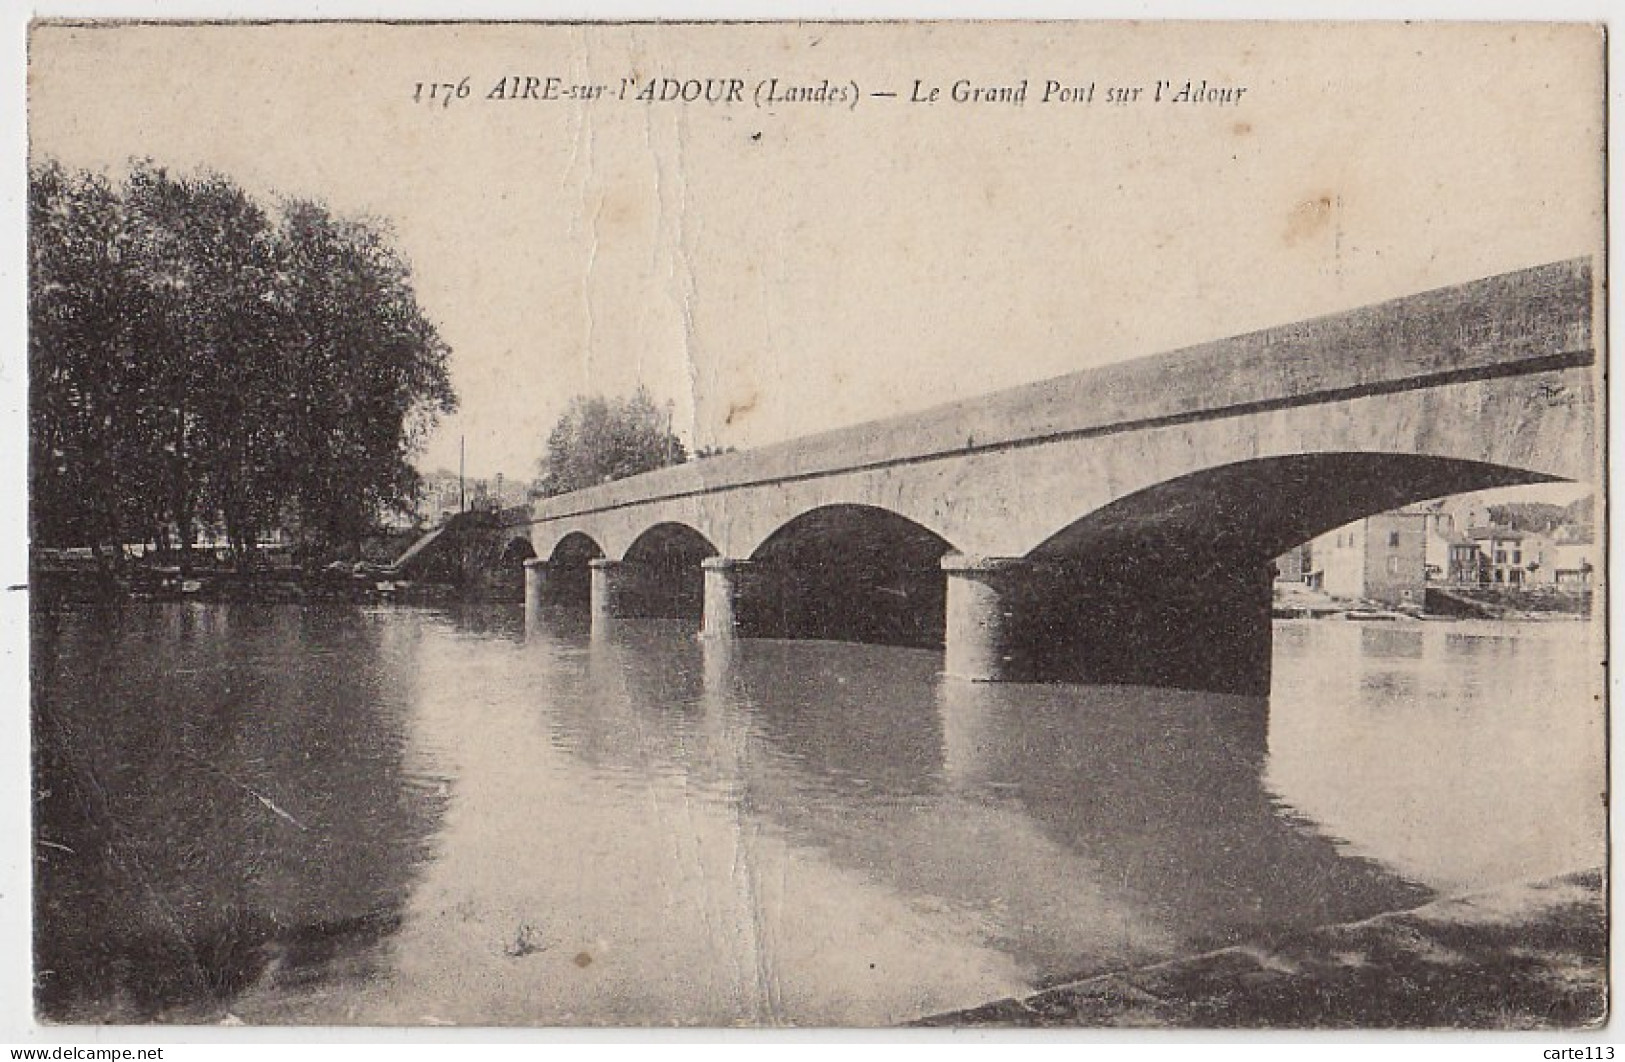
[530,258,1593,524]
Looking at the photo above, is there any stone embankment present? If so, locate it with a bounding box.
[921,871,1605,1029]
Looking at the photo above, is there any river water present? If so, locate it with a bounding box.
[32,603,1605,1026]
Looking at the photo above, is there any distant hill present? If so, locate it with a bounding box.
[1564,494,1595,532]
[1485,502,1567,533]
[1486,495,1594,537]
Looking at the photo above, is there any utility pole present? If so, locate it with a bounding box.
[459,435,466,514]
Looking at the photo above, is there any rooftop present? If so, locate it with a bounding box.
[1466,526,1523,542]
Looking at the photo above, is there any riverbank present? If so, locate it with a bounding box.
[919,870,1606,1029]
[28,567,518,606]
[1271,581,1594,623]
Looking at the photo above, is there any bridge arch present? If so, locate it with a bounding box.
[623,521,719,564]
[619,522,719,619]
[967,451,1573,693]
[466,535,538,600]
[1027,452,1559,566]
[547,531,605,564]
[742,504,958,647]
[500,536,537,564]
[543,531,605,607]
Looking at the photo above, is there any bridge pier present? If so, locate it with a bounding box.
[1021,559,1277,696]
[589,558,628,624]
[942,552,1276,695]
[941,554,1027,681]
[523,557,547,605]
[585,556,713,625]
[523,557,547,631]
[701,557,750,640]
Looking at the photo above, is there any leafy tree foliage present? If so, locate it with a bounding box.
[1485,501,1575,536]
[29,160,457,567]
[1563,495,1596,539]
[536,388,686,496]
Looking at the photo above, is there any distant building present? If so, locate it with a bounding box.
[1550,542,1597,588]
[1409,502,1482,583]
[416,471,465,524]
[1441,534,1484,584]
[414,469,523,524]
[1273,542,1309,583]
[1525,527,1597,590]
[1414,501,1480,584]
[1466,527,1529,586]
[1307,511,1427,607]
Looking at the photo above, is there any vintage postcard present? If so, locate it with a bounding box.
[18,18,1607,1033]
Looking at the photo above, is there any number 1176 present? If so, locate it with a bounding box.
[413,78,470,107]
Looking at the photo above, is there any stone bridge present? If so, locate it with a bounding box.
[513,259,1598,695]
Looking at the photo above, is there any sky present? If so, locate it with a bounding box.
[25,21,1606,484]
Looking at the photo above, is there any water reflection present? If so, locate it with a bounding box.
[1267,620,1604,892]
[730,641,949,804]
[34,603,445,1021]
[932,680,1427,957]
[34,604,1605,1026]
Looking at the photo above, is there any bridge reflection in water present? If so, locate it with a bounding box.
[588,623,1432,972]
[36,602,1602,1024]
[518,608,1593,1021]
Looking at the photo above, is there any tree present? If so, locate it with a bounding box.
[29,162,133,564]
[29,160,458,568]
[271,199,456,555]
[120,163,287,567]
[1485,502,1568,535]
[536,388,686,496]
